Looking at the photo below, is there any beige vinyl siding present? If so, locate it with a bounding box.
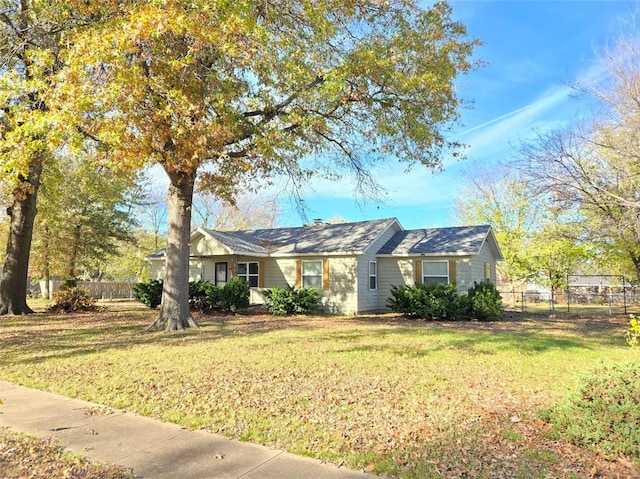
[454,257,473,292]
[470,240,497,284]
[271,258,298,289]
[377,258,414,310]
[357,224,401,313]
[189,258,205,281]
[190,232,228,255]
[323,256,358,314]
[149,260,165,281]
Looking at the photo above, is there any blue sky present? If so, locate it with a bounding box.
[275,0,638,229]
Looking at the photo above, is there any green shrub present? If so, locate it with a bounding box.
[467,280,502,321]
[627,316,640,348]
[189,280,220,312]
[48,287,98,313]
[264,286,322,315]
[133,279,163,308]
[61,277,78,289]
[387,283,465,320]
[539,362,640,459]
[219,277,250,313]
[134,278,248,312]
[386,285,413,315]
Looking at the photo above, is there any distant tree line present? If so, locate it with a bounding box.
[455,34,640,296]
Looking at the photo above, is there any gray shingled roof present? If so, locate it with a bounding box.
[378,225,495,256]
[200,218,399,256]
[148,219,501,260]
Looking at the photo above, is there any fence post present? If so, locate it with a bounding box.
[521,291,525,313]
[623,276,627,315]
[566,273,570,313]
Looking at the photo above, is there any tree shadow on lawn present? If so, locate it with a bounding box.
[0,309,629,367]
[353,312,630,349]
[326,326,591,358]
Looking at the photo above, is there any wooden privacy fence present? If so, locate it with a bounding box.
[40,281,134,300]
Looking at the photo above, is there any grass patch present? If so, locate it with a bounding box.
[0,310,637,478]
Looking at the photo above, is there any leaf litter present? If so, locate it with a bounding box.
[1,309,638,478]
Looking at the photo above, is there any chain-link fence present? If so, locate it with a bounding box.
[499,275,640,316]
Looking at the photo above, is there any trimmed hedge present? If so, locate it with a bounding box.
[133,279,163,308]
[386,280,502,321]
[133,277,249,313]
[467,280,503,321]
[263,286,322,315]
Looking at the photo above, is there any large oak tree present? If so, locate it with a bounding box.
[0,0,70,314]
[0,0,117,314]
[60,0,479,330]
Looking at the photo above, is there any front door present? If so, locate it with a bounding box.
[215,262,228,286]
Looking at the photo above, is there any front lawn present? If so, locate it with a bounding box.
[0,308,636,478]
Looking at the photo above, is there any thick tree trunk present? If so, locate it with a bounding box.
[0,163,43,315]
[146,169,199,332]
[68,224,82,278]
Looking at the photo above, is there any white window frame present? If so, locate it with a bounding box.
[422,260,449,285]
[369,261,377,290]
[237,262,259,287]
[484,262,491,280]
[302,260,323,289]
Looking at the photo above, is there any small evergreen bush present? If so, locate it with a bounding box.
[467,280,502,321]
[189,280,219,312]
[386,285,412,316]
[538,362,640,459]
[387,283,466,320]
[264,286,322,315]
[48,287,98,313]
[132,279,163,308]
[219,277,250,312]
[62,277,78,289]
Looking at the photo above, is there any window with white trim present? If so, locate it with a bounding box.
[302,260,322,289]
[369,261,377,290]
[237,262,259,287]
[484,262,491,280]
[422,260,449,285]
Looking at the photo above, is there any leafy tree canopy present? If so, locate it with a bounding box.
[58,0,480,188]
[55,0,480,330]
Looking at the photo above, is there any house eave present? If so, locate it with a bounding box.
[271,251,362,258]
[376,252,473,258]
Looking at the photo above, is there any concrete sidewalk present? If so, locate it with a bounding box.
[0,381,378,479]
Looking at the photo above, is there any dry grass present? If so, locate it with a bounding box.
[0,305,638,478]
[0,428,134,479]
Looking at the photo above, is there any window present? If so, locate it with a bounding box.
[237,262,259,287]
[422,261,449,285]
[369,261,377,290]
[302,260,323,289]
[484,262,491,280]
[215,262,228,286]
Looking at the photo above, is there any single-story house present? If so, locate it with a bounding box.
[148,217,503,315]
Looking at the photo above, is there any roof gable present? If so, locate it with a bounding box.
[378,225,502,258]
